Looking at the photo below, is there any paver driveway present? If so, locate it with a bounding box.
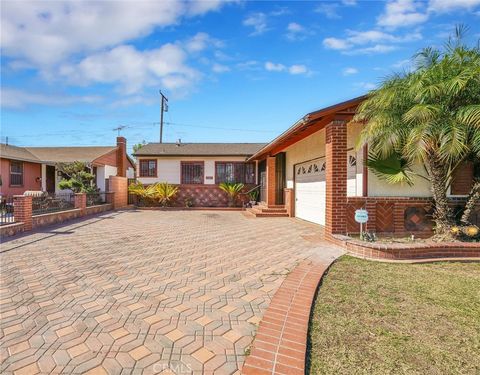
[0,210,342,375]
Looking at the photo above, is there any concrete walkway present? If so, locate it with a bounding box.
[0,210,343,374]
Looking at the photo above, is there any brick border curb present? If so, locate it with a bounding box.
[242,259,329,375]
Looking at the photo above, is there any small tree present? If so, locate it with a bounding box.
[219,182,245,207]
[57,161,96,193]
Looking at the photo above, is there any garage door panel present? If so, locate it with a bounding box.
[295,158,326,226]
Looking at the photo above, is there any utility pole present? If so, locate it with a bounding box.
[159,90,168,143]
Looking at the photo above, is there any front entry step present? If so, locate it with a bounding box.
[245,203,289,218]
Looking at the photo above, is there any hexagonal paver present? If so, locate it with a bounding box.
[0,210,342,374]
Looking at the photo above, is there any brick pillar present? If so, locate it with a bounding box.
[284,188,294,217]
[266,156,277,207]
[14,195,33,231]
[74,193,87,216]
[116,137,127,177]
[109,176,128,209]
[325,120,347,239]
[365,199,377,232]
[393,203,405,233]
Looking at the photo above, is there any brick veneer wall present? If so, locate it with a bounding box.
[266,156,277,207]
[325,120,347,239]
[343,239,480,260]
[345,196,480,236]
[74,193,87,216]
[135,184,253,208]
[284,188,294,217]
[32,209,83,229]
[109,176,128,208]
[13,195,32,231]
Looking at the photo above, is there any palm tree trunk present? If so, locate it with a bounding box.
[427,155,454,234]
[461,179,480,225]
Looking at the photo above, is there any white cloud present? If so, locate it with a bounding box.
[323,37,351,50]
[1,0,224,67]
[285,22,310,41]
[185,32,223,53]
[58,43,199,95]
[289,65,308,75]
[265,62,309,75]
[1,88,102,109]
[377,0,428,29]
[342,0,357,5]
[345,44,397,55]
[243,12,269,35]
[265,61,286,72]
[343,67,358,75]
[212,63,230,73]
[314,3,341,19]
[355,82,377,90]
[428,0,480,12]
[323,29,421,54]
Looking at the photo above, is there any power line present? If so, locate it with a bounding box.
[162,121,277,133]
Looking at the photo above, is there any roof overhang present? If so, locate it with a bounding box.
[247,95,366,161]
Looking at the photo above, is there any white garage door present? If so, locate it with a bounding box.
[295,157,326,226]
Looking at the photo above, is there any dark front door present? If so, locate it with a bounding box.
[260,172,267,202]
[275,152,286,205]
[46,165,56,193]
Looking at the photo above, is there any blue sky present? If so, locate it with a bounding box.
[1,0,479,153]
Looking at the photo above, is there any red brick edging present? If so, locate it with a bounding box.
[242,259,328,375]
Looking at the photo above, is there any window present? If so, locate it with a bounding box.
[10,161,23,186]
[215,162,256,184]
[181,162,204,184]
[139,159,157,177]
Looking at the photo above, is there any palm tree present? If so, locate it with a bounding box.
[355,26,480,237]
[219,182,245,207]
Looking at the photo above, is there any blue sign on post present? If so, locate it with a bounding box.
[355,209,368,223]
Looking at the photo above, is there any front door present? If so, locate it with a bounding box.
[260,172,267,203]
[46,165,56,193]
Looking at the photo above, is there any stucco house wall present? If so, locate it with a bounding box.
[136,156,252,185]
[0,158,42,196]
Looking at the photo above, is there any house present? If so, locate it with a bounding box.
[0,137,135,196]
[133,142,266,207]
[247,96,476,238]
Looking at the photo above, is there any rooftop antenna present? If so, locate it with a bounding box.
[159,90,168,143]
[113,125,126,136]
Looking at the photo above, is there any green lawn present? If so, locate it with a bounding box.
[307,256,480,375]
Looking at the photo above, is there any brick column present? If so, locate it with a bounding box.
[393,203,405,233]
[325,120,347,239]
[266,156,277,207]
[365,199,377,232]
[14,195,33,231]
[109,176,128,209]
[74,193,87,216]
[284,188,294,217]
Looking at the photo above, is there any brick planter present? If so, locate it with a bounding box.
[335,236,480,260]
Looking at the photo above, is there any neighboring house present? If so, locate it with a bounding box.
[133,142,266,207]
[0,137,135,196]
[247,96,477,237]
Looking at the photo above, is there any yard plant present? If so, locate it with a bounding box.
[57,161,96,193]
[355,26,480,238]
[128,182,178,207]
[219,182,245,207]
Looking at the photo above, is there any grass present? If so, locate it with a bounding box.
[307,256,480,375]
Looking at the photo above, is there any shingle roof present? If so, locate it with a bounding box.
[26,146,117,163]
[0,143,117,164]
[0,144,41,163]
[133,143,267,157]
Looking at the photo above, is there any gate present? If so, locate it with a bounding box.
[127,178,136,205]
